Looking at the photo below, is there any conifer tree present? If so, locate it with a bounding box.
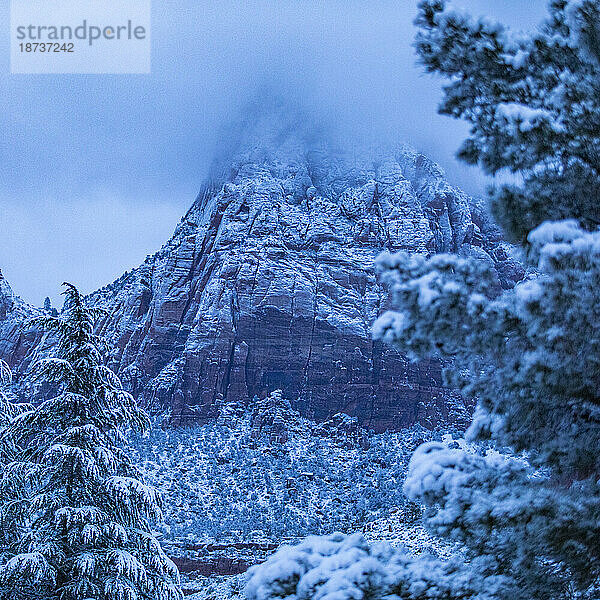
[372,1,600,598]
[0,358,21,440]
[413,0,600,244]
[0,360,32,566]
[0,284,182,600]
[0,360,12,546]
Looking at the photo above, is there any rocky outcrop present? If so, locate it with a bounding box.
[86,119,521,431]
[0,270,41,371]
[250,389,298,444]
[169,541,278,578]
[0,114,523,431]
[313,412,370,450]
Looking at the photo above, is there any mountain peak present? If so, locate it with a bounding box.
[0,269,15,314]
[81,133,522,430]
[0,128,523,429]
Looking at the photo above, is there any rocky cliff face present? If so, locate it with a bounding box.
[0,118,523,431]
[86,120,521,431]
[0,270,40,369]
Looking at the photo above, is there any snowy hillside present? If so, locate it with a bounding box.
[128,390,465,596]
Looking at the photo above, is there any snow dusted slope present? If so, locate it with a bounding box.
[82,113,522,430]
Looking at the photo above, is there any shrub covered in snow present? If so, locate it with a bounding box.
[132,412,437,545]
[246,533,507,600]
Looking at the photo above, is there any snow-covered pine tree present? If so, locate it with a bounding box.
[372,1,600,598]
[0,284,182,600]
[246,2,600,600]
[414,0,600,244]
[0,358,23,441]
[0,360,32,567]
[0,359,11,558]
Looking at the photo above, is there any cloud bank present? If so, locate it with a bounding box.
[0,0,546,305]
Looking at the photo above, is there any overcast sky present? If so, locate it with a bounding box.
[0,1,546,307]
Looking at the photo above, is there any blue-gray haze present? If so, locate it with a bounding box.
[0,1,544,307]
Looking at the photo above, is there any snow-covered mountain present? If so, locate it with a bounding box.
[0,114,523,430]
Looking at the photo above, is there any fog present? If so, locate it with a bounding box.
[0,0,546,306]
